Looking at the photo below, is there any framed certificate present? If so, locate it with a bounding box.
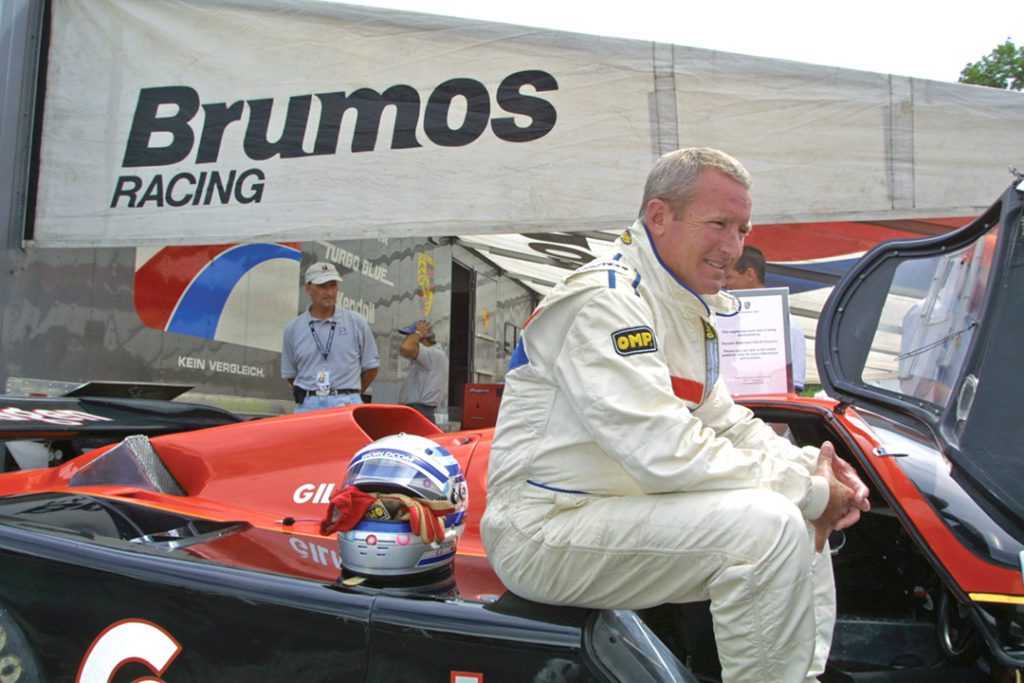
[717,287,795,395]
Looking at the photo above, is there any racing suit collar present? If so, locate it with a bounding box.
[623,220,740,317]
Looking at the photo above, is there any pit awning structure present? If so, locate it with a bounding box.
[28,0,1024,250]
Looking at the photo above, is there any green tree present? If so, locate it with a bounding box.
[959,38,1024,90]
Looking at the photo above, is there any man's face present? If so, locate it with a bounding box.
[305,280,339,308]
[725,264,760,290]
[646,169,752,295]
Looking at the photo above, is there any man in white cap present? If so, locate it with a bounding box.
[282,262,379,413]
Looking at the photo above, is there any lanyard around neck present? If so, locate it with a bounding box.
[308,320,337,361]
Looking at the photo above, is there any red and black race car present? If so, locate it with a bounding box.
[0,175,1021,682]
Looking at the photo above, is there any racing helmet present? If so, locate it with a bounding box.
[338,433,468,577]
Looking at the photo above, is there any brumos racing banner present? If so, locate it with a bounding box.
[33,0,656,247]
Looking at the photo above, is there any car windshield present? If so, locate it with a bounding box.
[863,222,999,410]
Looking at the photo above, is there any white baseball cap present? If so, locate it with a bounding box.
[305,262,342,285]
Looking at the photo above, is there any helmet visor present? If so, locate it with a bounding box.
[344,448,454,500]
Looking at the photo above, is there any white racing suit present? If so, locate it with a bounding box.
[481,221,834,682]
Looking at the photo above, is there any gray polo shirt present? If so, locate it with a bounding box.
[398,343,448,407]
[281,308,380,391]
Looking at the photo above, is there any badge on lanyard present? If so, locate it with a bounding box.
[315,370,331,396]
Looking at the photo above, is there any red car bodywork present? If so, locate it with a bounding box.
[0,398,1018,611]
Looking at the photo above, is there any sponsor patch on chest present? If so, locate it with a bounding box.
[612,326,658,356]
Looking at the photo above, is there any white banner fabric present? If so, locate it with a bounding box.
[33,0,1024,247]
[35,0,655,246]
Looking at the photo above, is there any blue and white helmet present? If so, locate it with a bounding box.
[338,433,468,577]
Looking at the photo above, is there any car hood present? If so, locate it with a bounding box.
[818,171,1024,526]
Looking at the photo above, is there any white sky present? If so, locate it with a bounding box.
[345,0,1017,84]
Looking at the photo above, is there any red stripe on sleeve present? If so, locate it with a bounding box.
[671,376,704,404]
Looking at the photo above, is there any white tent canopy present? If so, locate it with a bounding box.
[31,0,1024,248]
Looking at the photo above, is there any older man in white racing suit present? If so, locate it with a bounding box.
[481,148,869,682]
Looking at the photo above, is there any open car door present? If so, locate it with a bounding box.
[816,170,1024,670]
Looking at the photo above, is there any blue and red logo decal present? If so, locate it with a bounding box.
[135,243,301,349]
